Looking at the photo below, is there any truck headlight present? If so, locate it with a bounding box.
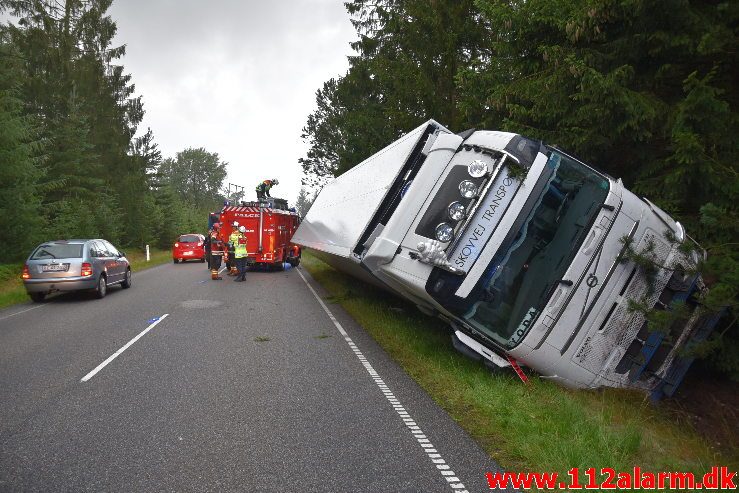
[435,223,454,242]
[448,201,465,221]
[675,221,685,242]
[467,160,488,178]
[459,180,477,198]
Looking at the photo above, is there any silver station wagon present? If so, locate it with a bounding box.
[22,239,132,302]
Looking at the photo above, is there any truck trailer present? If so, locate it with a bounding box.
[214,198,301,269]
[293,120,718,398]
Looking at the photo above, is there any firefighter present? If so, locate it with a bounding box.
[227,222,240,275]
[209,223,226,280]
[204,229,214,270]
[233,225,249,282]
[255,179,278,200]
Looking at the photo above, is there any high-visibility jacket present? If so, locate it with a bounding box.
[234,234,248,258]
[255,180,273,194]
[228,232,239,250]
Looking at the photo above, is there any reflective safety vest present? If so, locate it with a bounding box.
[228,232,239,251]
[234,234,248,258]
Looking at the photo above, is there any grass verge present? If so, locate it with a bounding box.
[126,247,172,272]
[0,247,172,310]
[301,251,736,485]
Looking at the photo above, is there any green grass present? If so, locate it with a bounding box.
[301,251,736,485]
[0,247,172,310]
[127,247,172,271]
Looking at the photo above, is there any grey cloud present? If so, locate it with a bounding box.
[109,0,357,203]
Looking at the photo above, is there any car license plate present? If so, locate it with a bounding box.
[184,251,193,255]
[42,263,68,272]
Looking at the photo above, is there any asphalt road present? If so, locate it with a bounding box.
[0,260,507,492]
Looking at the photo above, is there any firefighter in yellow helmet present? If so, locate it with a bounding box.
[233,225,249,282]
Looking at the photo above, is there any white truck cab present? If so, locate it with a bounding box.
[294,120,716,397]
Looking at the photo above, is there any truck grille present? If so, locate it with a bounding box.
[573,229,672,386]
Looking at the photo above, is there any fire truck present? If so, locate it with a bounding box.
[211,198,301,269]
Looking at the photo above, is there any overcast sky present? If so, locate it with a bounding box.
[107,1,358,204]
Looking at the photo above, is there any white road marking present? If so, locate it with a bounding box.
[297,268,468,493]
[0,303,46,322]
[80,314,169,382]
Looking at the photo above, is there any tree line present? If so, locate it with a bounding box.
[0,0,228,261]
[301,0,737,378]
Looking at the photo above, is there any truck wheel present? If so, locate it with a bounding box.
[95,274,107,299]
[291,257,300,267]
[29,292,45,303]
[121,269,132,289]
[273,261,284,271]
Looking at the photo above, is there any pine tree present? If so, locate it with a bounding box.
[0,39,47,260]
[294,187,317,219]
[301,0,492,184]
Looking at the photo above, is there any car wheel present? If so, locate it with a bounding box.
[173,258,179,264]
[29,292,45,303]
[121,269,132,289]
[200,257,206,263]
[95,274,107,299]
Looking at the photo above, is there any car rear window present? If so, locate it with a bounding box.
[179,235,200,243]
[31,244,83,259]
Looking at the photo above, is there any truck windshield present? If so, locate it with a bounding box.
[463,151,609,348]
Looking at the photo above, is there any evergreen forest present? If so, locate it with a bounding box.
[0,0,229,258]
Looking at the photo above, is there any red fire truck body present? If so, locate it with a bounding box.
[215,199,301,269]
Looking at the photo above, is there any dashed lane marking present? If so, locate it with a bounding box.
[0,303,47,322]
[296,268,468,493]
[80,314,169,382]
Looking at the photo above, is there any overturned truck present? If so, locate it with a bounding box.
[293,120,718,398]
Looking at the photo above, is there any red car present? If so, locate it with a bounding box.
[172,234,206,263]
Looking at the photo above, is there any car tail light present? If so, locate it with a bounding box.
[174,242,179,247]
[197,242,203,246]
[81,262,93,277]
[22,264,30,279]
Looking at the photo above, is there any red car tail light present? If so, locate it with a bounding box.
[22,264,30,279]
[81,262,93,277]
[174,242,179,248]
